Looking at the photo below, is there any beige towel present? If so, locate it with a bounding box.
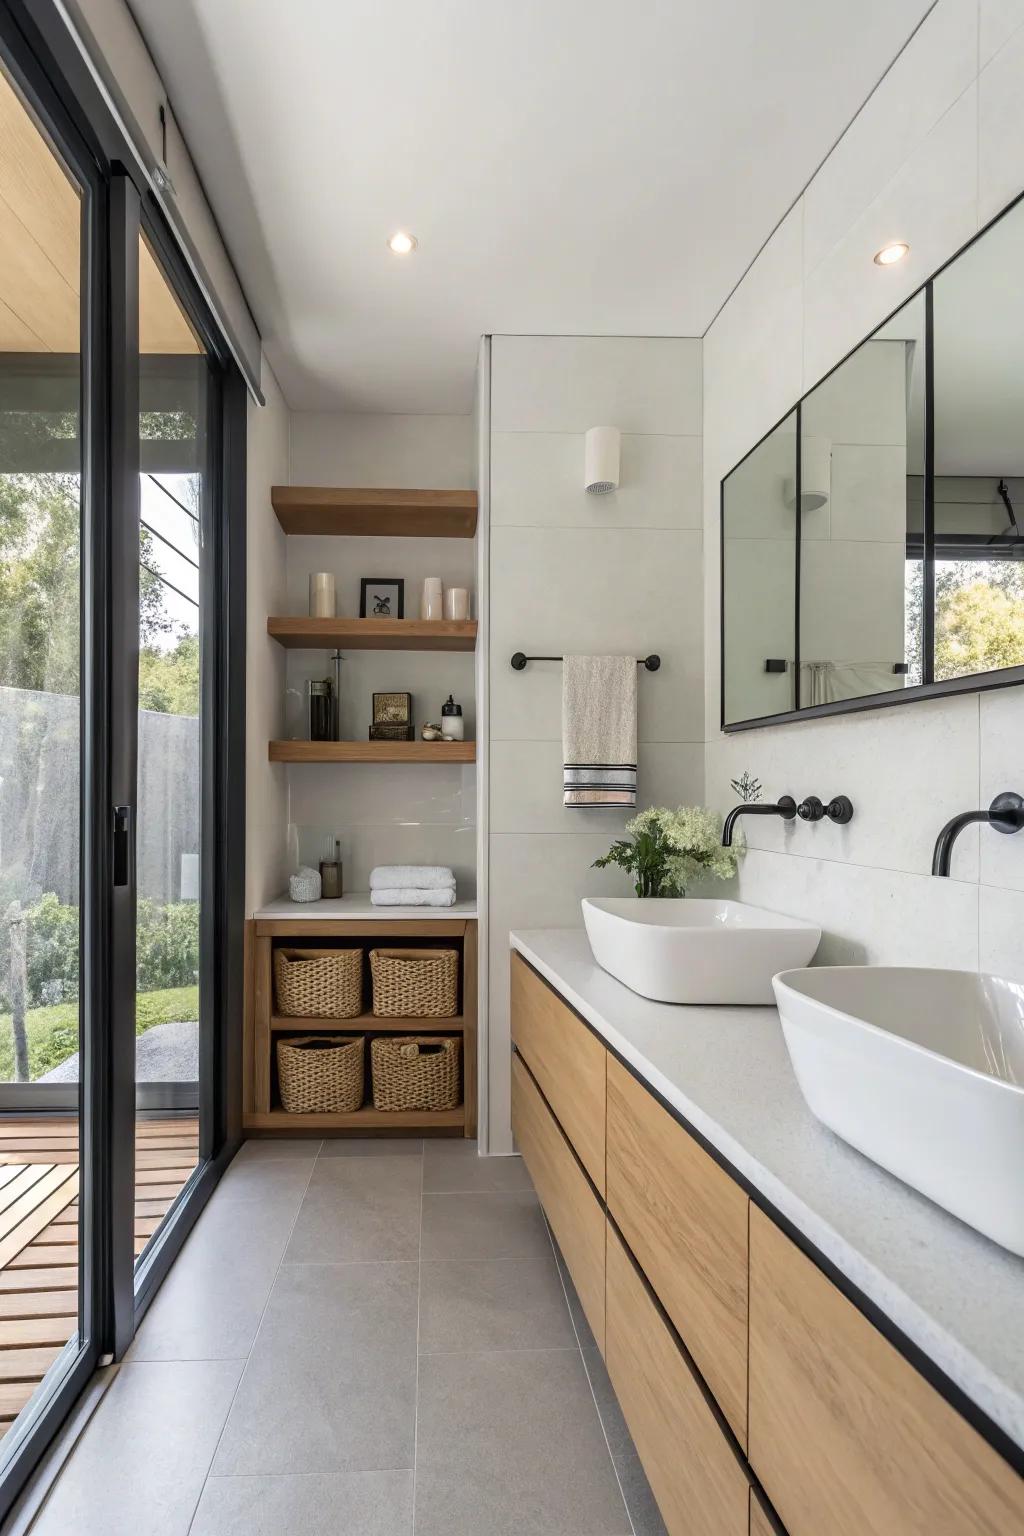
[562,656,637,808]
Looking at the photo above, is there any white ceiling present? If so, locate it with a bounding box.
[132,0,933,415]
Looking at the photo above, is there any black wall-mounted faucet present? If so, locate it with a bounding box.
[722,795,796,847]
[932,791,1024,876]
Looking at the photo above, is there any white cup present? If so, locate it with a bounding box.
[421,577,443,620]
[309,572,335,618]
[444,587,470,621]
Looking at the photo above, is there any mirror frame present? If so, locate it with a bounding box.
[720,189,1024,733]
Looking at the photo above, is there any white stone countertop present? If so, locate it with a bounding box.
[510,926,1024,1454]
[255,894,477,921]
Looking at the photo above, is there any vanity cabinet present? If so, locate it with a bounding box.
[509,952,1024,1536]
[606,1055,749,1445]
[510,954,606,1192]
[748,1207,1024,1536]
[605,1223,750,1536]
[510,1052,606,1349]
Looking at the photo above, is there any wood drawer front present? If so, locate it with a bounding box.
[606,1223,750,1536]
[749,1489,777,1536]
[510,953,606,1192]
[607,1055,749,1445]
[510,1052,605,1351]
[749,1207,1024,1536]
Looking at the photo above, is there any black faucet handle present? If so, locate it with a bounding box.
[797,796,825,822]
[826,795,854,825]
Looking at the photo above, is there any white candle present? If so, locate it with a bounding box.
[444,587,470,621]
[421,577,443,620]
[309,572,336,617]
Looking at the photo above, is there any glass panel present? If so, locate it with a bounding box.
[0,61,85,1428]
[135,234,206,1268]
[932,199,1024,681]
[722,412,797,725]
[799,291,926,705]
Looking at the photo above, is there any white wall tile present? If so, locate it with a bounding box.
[490,740,704,836]
[703,206,805,482]
[706,692,982,879]
[803,0,979,274]
[979,686,1024,891]
[979,23,1024,223]
[829,445,909,540]
[289,412,474,488]
[291,820,478,898]
[979,882,1024,978]
[737,847,979,970]
[490,336,701,435]
[803,86,979,392]
[980,0,1024,66]
[488,526,703,743]
[490,432,702,530]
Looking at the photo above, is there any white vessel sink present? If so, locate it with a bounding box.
[773,967,1024,1256]
[581,897,821,1005]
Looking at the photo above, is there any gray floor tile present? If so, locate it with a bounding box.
[423,1141,533,1193]
[216,1156,317,1204]
[415,1350,630,1536]
[284,1155,422,1263]
[319,1137,424,1157]
[30,1360,242,1536]
[213,1262,418,1475]
[233,1137,323,1161]
[419,1258,576,1354]
[129,1193,301,1362]
[584,1346,668,1536]
[190,1470,414,1535]
[420,1192,549,1261]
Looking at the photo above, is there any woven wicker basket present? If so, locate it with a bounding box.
[277,1034,365,1114]
[370,947,458,1018]
[274,947,362,1018]
[370,1035,461,1112]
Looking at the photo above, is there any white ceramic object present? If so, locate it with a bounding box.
[581,897,820,1005]
[444,586,470,620]
[773,966,1024,1256]
[421,576,443,620]
[308,572,335,617]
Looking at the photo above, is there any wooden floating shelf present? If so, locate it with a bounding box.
[267,617,477,652]
[268,739,476,764]
[271,1014,466,1033]
[245,1106,465,1132]
[272,486,478,539]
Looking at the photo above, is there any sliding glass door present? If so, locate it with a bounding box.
[0,3,246,1511]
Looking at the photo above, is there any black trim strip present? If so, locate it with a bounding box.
[923,281,935,686]
[512,953,1024,1480]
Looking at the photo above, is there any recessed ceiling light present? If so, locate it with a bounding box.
[388,231,417,255]
[873,241,910,266]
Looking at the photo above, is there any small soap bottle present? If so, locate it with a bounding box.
[441,694,464,741]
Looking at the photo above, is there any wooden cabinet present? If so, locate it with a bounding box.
[607,1056,749,1445]
[748,1207,1024,1536]
[749,1489,778,1536]
[511,1052,606,1350]
[510,954,606,1192]
[605,1223,750,1536]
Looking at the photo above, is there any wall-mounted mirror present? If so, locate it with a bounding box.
[721,193,1024,730]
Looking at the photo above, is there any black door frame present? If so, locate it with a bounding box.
[0,0,247,1512]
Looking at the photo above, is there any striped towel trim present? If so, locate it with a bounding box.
[563,763,637,808]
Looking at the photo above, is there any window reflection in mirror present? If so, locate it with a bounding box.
[932,198,1024,683]
[721,411,797,724]
[799,291,926,705]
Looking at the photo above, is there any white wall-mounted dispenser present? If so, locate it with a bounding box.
[584,425,621,494]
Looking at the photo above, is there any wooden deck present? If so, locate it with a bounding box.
[0,1117,199,1434]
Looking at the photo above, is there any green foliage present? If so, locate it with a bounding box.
[0,985,199,1082]
[139,631,200,715]
[2,895,199,1012]
[935,578,1024,679]
[593,806,740,898]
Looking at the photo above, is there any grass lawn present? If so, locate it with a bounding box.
[0,985,199,1082]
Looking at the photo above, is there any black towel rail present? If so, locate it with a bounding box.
[510,651,660,671]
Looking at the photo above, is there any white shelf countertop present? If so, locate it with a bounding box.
[255,893,477,921]
[510,926,1024,1454]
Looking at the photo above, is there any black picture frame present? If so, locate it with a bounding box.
[360,577,404,619]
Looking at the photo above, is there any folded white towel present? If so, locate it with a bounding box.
[370,865,455,892]
[370,887,457,908]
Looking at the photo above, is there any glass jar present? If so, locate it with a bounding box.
[308,678,333,741]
